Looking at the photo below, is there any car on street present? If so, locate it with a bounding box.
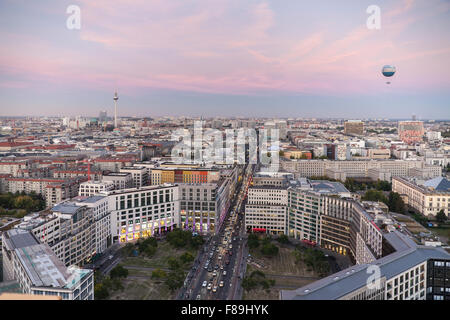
[207,283,212,290]
[223,270,227,276]
[202,281,207,287]
[213,271,217,277]
[219,281,224,287]
[196,295,201,300]
[212,286,218,293]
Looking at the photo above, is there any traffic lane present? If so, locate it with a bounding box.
[190,237,219,299]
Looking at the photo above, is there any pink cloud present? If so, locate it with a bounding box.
[1,0,449,97]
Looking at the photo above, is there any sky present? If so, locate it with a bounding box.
[0,0,449,119]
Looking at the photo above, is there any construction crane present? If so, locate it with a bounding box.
[81,158,94,181]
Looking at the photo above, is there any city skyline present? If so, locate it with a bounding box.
[1,0,449,118]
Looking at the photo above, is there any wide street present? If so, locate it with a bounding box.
[180,163,254,300]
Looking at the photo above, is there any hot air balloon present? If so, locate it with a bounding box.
[382,65,396,84]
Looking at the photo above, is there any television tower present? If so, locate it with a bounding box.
[114,90,119,128]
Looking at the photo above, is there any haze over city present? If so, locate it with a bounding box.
[1,0,450,308]
[1,0,450,118]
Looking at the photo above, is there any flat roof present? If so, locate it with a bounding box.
[105,183,177,195]
[310,180,350,194]
[51,203,81,215]
[103,172,131,177]
[74,195,106,203]
[281,231,450,300]
[4,229,39,249]
[15,244,70,288]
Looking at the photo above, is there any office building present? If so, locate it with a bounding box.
[79,180,115,197]
[102,172,133,190]
[16,203,96,267]
[245,186,288,235]
[392,177,450,217]
[280,231,450,300]
[120,166,149,188]
[1,229,94,300]
[105,184,179,243]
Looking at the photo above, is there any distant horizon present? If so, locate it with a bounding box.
[1,115,449,122]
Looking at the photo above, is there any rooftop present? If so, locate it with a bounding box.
[15,244,70,288]
[280,231,450,300]
[3,228,39,249]
[423,176,450,192]
[73,195,107,204]
[51,203,82,215]
[104,183,177,195]
[310,180,350,194]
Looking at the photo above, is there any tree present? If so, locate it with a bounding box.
[436,210,447,224]
[180,252,194,264]
[276,234,290,244]
[144,245,157,257]
[110,265,128,279]
[190,235,204,249]
[139,237,157,249]
[167,229,194,248]
[111,277,124,291]
[362,190,388,205]
[388,192,405,213]
[122,243,135,257]
[165,271,185,291]
[94,283,109,300]
[168,257,181,270]
[241,277,258,291]
[247,234,260,249]
[261,243,279,256]
[152,268,167,279]
[375,180,392,191]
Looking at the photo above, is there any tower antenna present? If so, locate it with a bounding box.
[114,90,119,129]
